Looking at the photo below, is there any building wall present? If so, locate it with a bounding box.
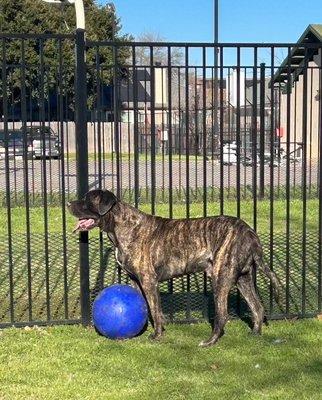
[279,51,321,160]
[0,121,134,154]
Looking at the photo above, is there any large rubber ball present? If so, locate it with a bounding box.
[92,284,148,340]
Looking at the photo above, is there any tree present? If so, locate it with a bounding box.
[135,32,183,66]
[0,0,132,117]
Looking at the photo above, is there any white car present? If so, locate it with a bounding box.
[0,138,26,159]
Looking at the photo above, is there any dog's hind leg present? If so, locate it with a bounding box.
[237,272,265,335]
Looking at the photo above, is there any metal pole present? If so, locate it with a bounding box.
[41,0,85,29]
[214,0,219,45]
[41,0,89,323]
[75,28,90,325]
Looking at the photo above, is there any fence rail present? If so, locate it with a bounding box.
[0,33,321,328]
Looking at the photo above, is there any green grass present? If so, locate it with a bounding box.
[0,320,321,400]
[0,198,320,325]
[0,199,319,322]
[0,198,319,235]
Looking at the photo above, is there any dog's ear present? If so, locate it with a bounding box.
[97,190,117,216]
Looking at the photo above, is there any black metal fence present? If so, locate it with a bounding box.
[0,31,321,328]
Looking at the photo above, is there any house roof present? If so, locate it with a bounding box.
[273,24,322,85]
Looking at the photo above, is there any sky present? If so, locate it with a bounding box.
[98,0,322,44]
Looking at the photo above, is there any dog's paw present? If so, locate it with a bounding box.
[249,329,262,336]
[198,339,215,348]
[199,334,223,347]
[148,332,163,341]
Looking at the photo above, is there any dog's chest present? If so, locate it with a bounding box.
[114,242,140,276]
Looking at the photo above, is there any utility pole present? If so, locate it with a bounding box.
[214,0,219,45]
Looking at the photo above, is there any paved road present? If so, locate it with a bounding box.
[0,158,318,194]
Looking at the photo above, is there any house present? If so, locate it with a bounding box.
[273,24,322,160]
[226,70,274,152]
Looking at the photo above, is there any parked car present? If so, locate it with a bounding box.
[22,126,62,159]
[0,130,34,159]
[222,142,237,165]
[0,126,61,160]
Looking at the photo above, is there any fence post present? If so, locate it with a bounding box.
[75,28,90,325]
[259,63,265,199]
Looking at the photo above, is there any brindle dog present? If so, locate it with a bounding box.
[68,189,280,347]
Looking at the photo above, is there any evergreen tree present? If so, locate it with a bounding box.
[0,0,132,116]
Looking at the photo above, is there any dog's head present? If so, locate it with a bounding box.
[67,189,117,233]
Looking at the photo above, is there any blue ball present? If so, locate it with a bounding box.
[92,284,148,340]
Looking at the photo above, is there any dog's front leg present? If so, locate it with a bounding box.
[140,277,164,340]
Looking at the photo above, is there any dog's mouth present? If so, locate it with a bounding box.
[73,218,98,233]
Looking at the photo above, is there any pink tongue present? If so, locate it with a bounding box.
[73,219,95,232]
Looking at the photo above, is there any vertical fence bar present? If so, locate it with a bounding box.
[184,46,191,318]
[269,49,274,314]
[2,38,14,323]
[167,46,173,218]
[95,46,103,189]
[167,46,174,316]
[243,67,247,198]
[144,68,149,201]
[75,29,90,325]
[211,66,215,200]
[252,48,258,232]
[285,47,291,315]
[185,46,190,218]
[225,67,234,199]
[227,67,231,197]
[132,46,140,208]
[202,47,207,216]
[219,47,224,214]
[113,43,121,199]
[259,63,265,199]
[235,47,241,315]
[178,66,183,200]
[126,69,132,199]
[21,38,33,321]
[46,70,53,201]
[58,39,69,319]
[161,65,166,203]
[39,39,51,322]
[293,83,298,195]
[309,67,313,195]
[319,50,322,313]
[236,47,241,218]
[301,48,308,317]
[275,88,280,196]
[150,46,156,214]
[194,67,198,198]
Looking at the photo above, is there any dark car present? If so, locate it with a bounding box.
[22,126,62,159]
[0,130,33,159]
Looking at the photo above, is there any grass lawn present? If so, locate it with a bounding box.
[0,320,321,400]
[0,198,319,235]
[0,198,320,324]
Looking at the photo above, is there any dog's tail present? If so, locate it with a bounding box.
[253,253,281,306]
